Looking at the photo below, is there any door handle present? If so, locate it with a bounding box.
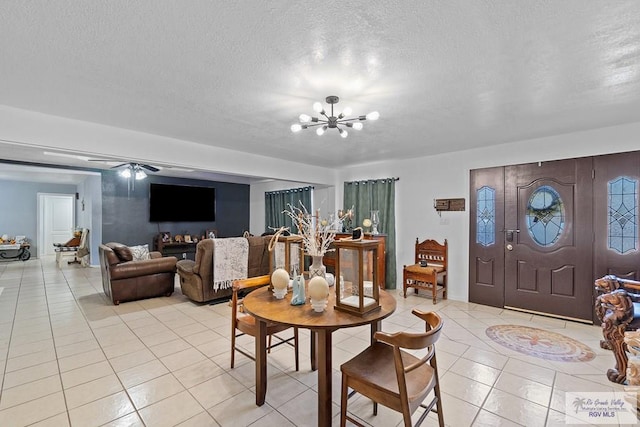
[502,229,520,242]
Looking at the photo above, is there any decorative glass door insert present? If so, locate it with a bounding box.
[525,185,565,247]
[608,176,638,254]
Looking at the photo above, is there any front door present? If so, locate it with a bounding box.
[504,158,594,321]
[469,167,505,307]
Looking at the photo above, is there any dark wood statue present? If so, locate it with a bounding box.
[595,274,625,294]
[594,275,640,384]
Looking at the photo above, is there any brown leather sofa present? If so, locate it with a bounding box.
[99,243,177,305]
[177,236,271,303]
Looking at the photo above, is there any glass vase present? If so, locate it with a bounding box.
[370,210,380,234]
[309,255,326,280]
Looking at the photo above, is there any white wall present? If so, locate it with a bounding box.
[76,175,102,266]
[0,105,336,186]
[335,121,640,301]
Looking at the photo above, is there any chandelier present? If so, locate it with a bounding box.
[290,96,379,138]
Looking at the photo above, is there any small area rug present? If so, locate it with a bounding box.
[486,324,595,362]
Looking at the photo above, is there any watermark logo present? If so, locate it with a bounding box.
[565,391,637,424]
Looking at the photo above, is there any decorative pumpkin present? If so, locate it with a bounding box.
[308,276,329,300]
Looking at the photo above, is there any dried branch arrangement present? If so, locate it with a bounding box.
[282,203,347,256]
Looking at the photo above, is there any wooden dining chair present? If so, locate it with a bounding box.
[230,275,299,371]
[340,310,444,427]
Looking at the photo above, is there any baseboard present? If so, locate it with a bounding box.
[208,296,232,306]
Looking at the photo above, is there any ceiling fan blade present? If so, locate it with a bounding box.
[81,159,162,173]
[140,164,160,172]
[110,163,130,169]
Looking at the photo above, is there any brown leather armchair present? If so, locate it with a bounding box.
[594,275,640,383]
[100,243,177,305]
[177,236,271,303]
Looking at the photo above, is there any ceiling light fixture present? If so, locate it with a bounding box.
[118,163,149,180]
[119,168,131,179]
[118,163,149,197]
[291,96,379,138]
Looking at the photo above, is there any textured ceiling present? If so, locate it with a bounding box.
[1,0,640,173]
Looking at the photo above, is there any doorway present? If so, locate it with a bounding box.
[469,152,640,323]
[37,193,75,257]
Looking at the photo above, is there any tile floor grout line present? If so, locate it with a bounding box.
[0,264,24,410]
[63,266,142,426]
[18,266,130,425]
[42,261,73,427]
[0,258,632,426]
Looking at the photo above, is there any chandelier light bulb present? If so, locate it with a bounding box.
[135,170,147,180]
[120,168,131,178]
[292,96,377,136]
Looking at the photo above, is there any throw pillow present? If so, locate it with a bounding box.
[129,244,150,261]
[112,245,133,262]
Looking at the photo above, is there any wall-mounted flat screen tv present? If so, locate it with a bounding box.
[149,183,216,222]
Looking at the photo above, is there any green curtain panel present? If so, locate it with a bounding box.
[265,186,312,233]
[343,178,397,289]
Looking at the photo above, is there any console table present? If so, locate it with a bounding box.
[323,233,387,289]
[0,243,31,261]
[154,236,197,260]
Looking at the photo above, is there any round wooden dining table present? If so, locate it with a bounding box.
[243,286,396,427]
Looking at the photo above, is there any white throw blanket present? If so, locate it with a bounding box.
[212,237,249,291]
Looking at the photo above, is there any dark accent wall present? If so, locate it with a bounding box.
[101,171,250,248]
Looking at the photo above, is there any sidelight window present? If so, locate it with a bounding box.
[608,176,638,254]
[526,186,564,247]
[476,186,495,246]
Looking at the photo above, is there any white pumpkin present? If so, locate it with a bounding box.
[308,276,329,300]
[271,268,290,291]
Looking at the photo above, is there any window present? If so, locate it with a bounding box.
[476,186,495,246]
[526,185,564,247]
[608,176,638,254]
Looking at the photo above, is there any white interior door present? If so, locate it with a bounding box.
[38,194,75,257]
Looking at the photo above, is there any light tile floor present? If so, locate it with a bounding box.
[0,258,636,426]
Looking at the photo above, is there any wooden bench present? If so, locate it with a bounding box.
[402,238,448,304]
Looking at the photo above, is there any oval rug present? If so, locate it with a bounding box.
[486,325,595,362]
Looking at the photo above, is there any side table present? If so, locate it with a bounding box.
[0,243,31,261]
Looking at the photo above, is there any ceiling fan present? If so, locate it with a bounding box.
[88,160,159,196]
[109,162,159,176]
[88,159,159,174]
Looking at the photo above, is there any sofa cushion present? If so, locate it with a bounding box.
[111,244,133,262]
[110,256,177,280]
[130,244,150,261]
